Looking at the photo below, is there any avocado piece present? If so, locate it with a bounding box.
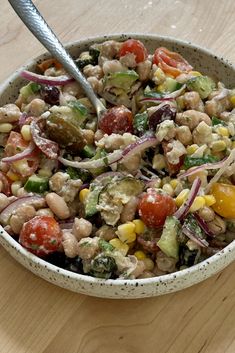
[107,177,144,204]
[157,216,180,260]
[186,75,216,99]
[104,70,139,91]
[46,108,86,153]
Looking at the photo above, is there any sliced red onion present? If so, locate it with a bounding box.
[59,136,158,170]
[0,195,44,225]
[58,149,123,170]
[194,213,214,237]
[18,112,28,127]
[20,70,74,86]
[120,137,158,164]
[174,177,201,220]
[182,225,209,247]
[2,141,36,163]
[94,171,125,182]
[30,120,59,159]
[59,222,74,230]
[178,158,227,179]
[140,97,174,104]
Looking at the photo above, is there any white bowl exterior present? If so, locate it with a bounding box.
[0,34,235,299]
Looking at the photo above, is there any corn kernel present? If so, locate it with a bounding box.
[153,67,165,85]
[132,219,145,234]
[6,170,20,181]
[134,250,146,260]
[216,126,229,137]
[116,222,136,244]
[175,189,190,207]
[12,160,28,175]
[190,196,205,212]
[109,238,129,256]
[186,144,198,155]
[162,183,174,196]
[230,95,235,107]
[79,188,90,203]
[170,179,179,189]
[189,70,202,77]
[152,154,166,170]
[211,140,226,152]
[203,195,216,207]
[0,123,13,133]
[21,124,32,141]
[11,180,22,196]
[143,257,155,271]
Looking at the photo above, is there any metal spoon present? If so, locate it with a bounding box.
[8,0,106,120]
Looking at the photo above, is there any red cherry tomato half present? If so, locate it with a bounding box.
[99,105,133,135]
[19,216,62,257]
[138,189,176,228]
[153,47,193,77]
[4,131,28,157]
[119,39,148,63]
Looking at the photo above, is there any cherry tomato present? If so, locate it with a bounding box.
[99,105,133,135]
[19,216,62,257]
[138,189,176,228]
[119,39,148,63]
[153,47,193,77]
[211,183,235,219]
[4,131,28,157]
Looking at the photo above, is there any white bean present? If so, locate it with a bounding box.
[45,193,70,219]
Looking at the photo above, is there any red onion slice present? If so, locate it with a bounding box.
[140,97,174,104]
[20,70,74,86]
[59,136,158,170]
[174,177,201,220]
[58,149,123,170]
[178,158,227,179]
[194,213,214,237]
[182,225,209,248]
[121,136,158,164]
[0,195,45,225]
[31,120,59,160]
[2,141,36,163]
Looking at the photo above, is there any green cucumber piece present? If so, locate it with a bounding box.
[24,174,49,193]
[157,77,182,94]
[157,216,180,260]
[20,82,41,99]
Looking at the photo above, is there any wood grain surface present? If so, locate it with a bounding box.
[0,0,235,352]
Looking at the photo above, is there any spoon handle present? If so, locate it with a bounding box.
[8,0,105,117]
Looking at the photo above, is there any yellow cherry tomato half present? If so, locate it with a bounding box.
[211,183,235,218]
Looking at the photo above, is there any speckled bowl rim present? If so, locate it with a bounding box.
[0,33,234,299]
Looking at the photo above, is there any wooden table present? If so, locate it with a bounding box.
[0,0,235,352]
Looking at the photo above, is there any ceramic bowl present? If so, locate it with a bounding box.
[0,34,235,299]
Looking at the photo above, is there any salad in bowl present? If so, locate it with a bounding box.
[0,36,235,286]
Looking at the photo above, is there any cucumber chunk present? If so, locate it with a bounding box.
[157,216,180,260]
[24,174,49,193]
